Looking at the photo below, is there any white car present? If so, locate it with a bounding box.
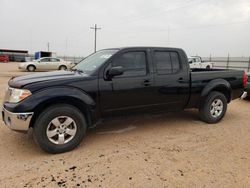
[188,56,213,69]
[18,57,75,72]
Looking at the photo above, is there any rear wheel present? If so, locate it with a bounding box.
[206,65,211,69]
[244,92,250,100]
[27,65,36,72]
[59,65,67,70]
[33,104,87,154]
[199,91,227,124]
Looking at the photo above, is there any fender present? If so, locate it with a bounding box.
[201,78,232,102]
[5,86,96,113]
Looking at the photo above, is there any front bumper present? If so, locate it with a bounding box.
[2,107,33,132]
[243,83,250,98]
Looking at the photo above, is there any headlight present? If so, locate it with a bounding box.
[9,88,32,103]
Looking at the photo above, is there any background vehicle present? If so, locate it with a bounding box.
[188,56,213,69]
[0,55,9,63]
[34,51,53,60]
[243,72,250,99]
[2,47,246,153]
[18,57,74,71]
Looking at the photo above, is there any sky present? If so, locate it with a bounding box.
[0,0,250,57]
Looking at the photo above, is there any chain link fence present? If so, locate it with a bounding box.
[2,53,250,72]
[58,56,84,64]
[202,56,250,72]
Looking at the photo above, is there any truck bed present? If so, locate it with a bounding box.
[187,68,244,108]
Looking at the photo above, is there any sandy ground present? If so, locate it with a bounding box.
[0,63,250,188]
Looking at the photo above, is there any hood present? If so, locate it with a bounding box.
[8,70,85,88]
[19,62,31,66]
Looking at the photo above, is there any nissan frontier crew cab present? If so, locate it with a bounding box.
[2,47,247,154]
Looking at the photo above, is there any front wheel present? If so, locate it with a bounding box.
[27,65,36,72]
[199,91,227,124]
[33,104,87,154]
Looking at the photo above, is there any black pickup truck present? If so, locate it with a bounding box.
[2,47,247,153]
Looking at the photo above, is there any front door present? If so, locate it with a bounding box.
[99,50,155,115]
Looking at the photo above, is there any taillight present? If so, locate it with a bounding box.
[243,71,247,88]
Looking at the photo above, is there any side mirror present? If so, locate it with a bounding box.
[107,66,124,78]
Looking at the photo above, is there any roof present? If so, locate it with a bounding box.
[102,46,183,51]
[0,49,28,53]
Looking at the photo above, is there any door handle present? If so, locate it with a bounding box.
[178,77,185,83]
[142,79,151,87]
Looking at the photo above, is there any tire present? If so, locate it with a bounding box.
[206,65,211,69]
[244,92,250,100]
[199,91,227,124]
[59,65,67,70]
[27,65,36,72]
[33,104,87,154]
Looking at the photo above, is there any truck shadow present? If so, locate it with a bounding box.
[4,109,200,155]
[4,108,235,157]
[89,109,201,135]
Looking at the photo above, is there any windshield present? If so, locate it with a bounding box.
[73,49,118,74]
[188,58,193,63]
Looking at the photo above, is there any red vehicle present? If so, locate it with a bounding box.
[0,55,9,62]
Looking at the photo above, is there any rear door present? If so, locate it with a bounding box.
[99,49,155,114]
[152,49,190,110]
[49,58,61,70]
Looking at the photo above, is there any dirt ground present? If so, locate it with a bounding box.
[0,63,250,188]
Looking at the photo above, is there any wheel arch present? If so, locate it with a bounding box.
[201,79,232,103]
[58,64,67,69]
[29,96,92,129]
[26,87,96,129]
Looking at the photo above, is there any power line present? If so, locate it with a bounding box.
[175,20,250,30]
[105,0,209,29]
[105,20,250,33]
[156,20,250,32]
[90,24,101,53]
[106,0,194,25]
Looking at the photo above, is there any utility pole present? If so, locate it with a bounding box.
[167,26,170,45]
[90,24,101,53]
[47,42,50,52]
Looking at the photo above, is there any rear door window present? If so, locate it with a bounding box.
[154,51,181,74]
[171,52,181,73]
[50,58,60,62]
[40,58,50,62]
